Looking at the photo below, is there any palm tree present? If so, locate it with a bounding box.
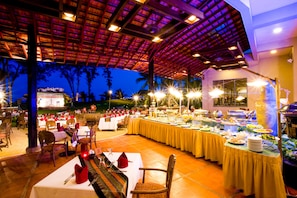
[115,89,125,99]
[84,66,99,101]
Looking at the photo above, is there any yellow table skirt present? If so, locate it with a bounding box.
[223,144,286,198]
[127,118,141,134]
[128,118,286,198]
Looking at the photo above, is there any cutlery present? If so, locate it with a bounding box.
[88,176,99,186]
[64,173,74,185]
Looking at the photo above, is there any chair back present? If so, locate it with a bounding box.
[46,120,56,130]
[38,131,55,149]
[166,154,176,196]
[66,118,76,126]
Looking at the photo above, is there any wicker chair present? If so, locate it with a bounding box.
[0,122,12,150]
[46,120,57,131]
[131,154,176,198]
[38,131,56,166]
[17,112,27,129]
[66,118,76,128]
[74,124,97,154]
[117,115,130,129]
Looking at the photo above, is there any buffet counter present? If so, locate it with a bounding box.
[223,143,286,198]
[128,118,224,164]
[127,117,286,197]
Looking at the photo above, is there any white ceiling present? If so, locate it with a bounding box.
[226,0,297,63]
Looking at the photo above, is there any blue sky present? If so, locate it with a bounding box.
[12,68,144,102]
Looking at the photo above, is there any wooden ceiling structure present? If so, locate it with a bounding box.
[0,0,250,80]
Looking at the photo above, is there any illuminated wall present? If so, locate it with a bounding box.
[37,92,65,108]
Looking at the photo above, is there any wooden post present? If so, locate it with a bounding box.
[27,24,38,149]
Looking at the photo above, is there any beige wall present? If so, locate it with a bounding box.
[202,52,294,115]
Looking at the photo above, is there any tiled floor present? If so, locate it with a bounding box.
[0,127,247,198]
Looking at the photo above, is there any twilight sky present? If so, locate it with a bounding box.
[12,68,144,102]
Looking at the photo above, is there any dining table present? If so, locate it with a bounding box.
[29,152,143,198]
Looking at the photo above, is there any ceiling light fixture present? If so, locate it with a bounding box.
[135,0,147,4]
[270,49,277,54]
[62,11,76,22]
[185,15,199,24]
[192,53,200,57]
[204,60,210,64]
[152,36,163,43]
[108,24,121,32]
[273,27,282,34]
[236,55,243,59]
[228,46,237,50]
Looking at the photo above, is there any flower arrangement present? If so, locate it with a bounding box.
[182,115,193,123]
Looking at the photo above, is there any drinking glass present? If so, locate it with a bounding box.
[107,148,115,167]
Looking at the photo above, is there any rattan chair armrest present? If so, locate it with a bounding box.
[131,188,168,194]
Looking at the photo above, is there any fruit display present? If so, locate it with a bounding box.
[281,135,297,162]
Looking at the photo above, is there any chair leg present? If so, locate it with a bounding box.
[51,151,56,167]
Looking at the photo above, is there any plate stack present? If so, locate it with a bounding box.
[247,136,263,152]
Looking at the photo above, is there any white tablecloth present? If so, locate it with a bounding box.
[29,152,143,198]
[98,117,119,131]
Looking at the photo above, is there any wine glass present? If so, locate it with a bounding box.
[107,148,115,167]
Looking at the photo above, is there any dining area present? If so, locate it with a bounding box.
[0,125,246,198]
[30,152,144,198]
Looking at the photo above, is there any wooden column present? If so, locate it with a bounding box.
[27,24,38,149]
[148,50,155,91]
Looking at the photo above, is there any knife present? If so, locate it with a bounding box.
[64,173,75,185]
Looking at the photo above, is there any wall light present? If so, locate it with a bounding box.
[208,88,224,98]
[247,79,268,87]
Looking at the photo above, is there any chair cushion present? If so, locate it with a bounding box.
[132,182,167,198]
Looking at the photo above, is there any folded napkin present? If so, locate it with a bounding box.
[117,152,128,168]
[75,123,80,129]
[75,164,88,184]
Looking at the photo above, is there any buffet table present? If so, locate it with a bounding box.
[128,118,225,164]
[223,143,286,198]
[127,118,286,197]
[29,152,143,198]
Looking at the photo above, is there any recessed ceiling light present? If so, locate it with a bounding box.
[152,36,163,43]
[270,50,277,54]
[192,53,200,57]
[228,46,237,51]
[185,15,199,24]
[108,24,121,32]
[273,27,282,34]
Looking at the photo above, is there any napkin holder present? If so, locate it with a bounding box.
[75,164,88,184]
[117,152,128,168]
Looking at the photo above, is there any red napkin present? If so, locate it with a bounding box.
[74,164,88,184]
[117,152,128,168]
